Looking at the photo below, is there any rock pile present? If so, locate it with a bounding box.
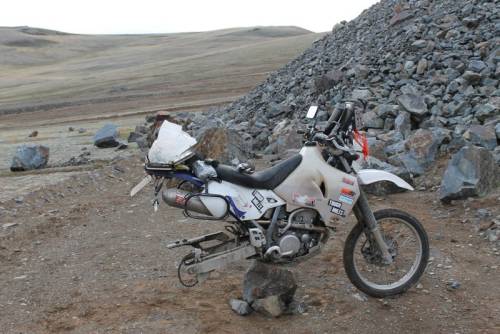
[185,0,499,200]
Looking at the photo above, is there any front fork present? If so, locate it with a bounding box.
[353,189,393,264]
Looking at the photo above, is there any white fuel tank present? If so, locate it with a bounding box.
[274,144,360,223]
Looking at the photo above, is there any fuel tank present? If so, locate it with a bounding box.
[273,144,360,223]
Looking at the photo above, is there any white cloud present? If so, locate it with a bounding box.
[0,0,380,34]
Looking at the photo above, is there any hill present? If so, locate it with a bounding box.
[0,26,320,120]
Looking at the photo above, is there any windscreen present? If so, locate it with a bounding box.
[147,121,197,165]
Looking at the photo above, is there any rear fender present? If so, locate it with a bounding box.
[357,169,414,191]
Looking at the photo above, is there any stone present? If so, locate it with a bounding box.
[195,127,253,164]
[243,261,296,305]
[474,104,497,122]
[10,144,49,171]
[127,131,142,143]
[116,140,128,150]
[135,125,149,134]
[390,10,414,26]
[251,295,285,318]
[351,89,372,100]
[229,299,252,316]
[496,123,500,140]
[446,280,461,290]
[404,61,416,75]
[394,112,412,139]
[397,94,428,118]
[135,137,149,152]
[398,129,441,175]
[468,60,486,73]
[362,110,384,129]
[416,58,427,75]
[94,123,120,148]
[462,71,482,84]
[463,125,497,150]
[440,146,499,203]
[411,40,427,50]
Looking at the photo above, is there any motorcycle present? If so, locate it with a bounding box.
[131,102,429,298]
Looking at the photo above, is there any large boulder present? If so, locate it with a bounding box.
[396,129,441,176]
[195,127,253,165]
[439,146,499,203]
[94,123,120,148]
[11,144,49,171]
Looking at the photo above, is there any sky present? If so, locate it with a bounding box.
[0,0,380,35]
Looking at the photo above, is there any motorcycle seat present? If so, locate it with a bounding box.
[214,154,302,190]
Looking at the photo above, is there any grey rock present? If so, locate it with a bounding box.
[468,60,486,73]
[463,125,497,150]
[496,123,500,140]
[251,295,285,318]
[362,110,384,129]
[229,299,252,316]
[476,208,491,219]
[394,112,412,139]
[195,127,254,164]
[135,137,149,152]
[411,40,427,50]
[127,131,142,143]
[397,129,442,176]
[243,261,296,305]
[351,89,372,100]
[135,125,149,134]
[94,123,120,148]
[10,144,49,171]
[440,146,499,202]
[462,71,482,84]
[404,61,416,75]
[474,104,497,122]
[446,280,461,290]
[385,140,407,156]
[398,94,428,118]
[390,10,414,26]
[374,104,399,118]
[416,58,428,75]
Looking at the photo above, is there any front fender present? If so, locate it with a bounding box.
[357,169,414,191]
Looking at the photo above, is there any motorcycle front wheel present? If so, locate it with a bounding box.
[343,209,429,298]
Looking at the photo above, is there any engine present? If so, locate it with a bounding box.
[275,208,326,258]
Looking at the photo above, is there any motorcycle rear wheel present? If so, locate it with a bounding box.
[343,209,429,298]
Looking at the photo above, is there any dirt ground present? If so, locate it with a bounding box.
[0,154,499,334]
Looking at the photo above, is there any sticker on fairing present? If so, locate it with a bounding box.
[251,190,264,212]
[330,207,345,216]
[292,193,316,207]
[328,199,345,217]
[339,194,354,205]
[342,177,355,186]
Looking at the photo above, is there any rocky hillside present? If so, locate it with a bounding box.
[185,0,499,202]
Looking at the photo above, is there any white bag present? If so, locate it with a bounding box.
[148,121,197,165]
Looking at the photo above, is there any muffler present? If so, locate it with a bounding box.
[162,189,212,216]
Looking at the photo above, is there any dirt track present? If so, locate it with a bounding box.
[0,154,499,334]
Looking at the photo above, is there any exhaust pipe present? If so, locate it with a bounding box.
[162,189,212,216]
